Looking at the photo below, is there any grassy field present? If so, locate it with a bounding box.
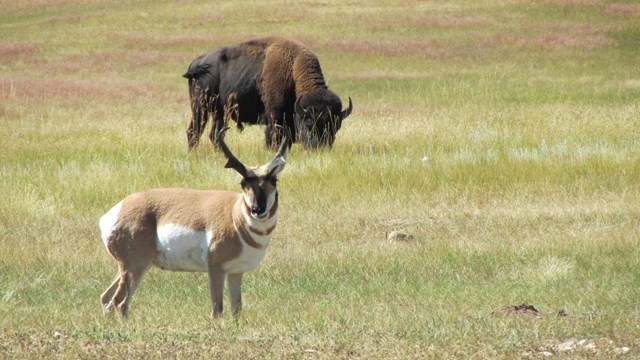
[1,0,639,358]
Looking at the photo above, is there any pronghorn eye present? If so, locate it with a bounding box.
[240,177,257,188]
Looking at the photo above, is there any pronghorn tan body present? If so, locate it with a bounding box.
[99,128,287,318]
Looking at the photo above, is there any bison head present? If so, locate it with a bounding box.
[294,91,353,149]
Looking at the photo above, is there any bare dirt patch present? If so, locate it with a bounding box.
[493,304,575,319]
[493,303,541,316]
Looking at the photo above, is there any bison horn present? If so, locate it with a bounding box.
[294,96,306,119]
[341,97,353,119]
[217,127,250,178]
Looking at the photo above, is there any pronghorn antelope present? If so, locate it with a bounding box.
[99,128,288,318]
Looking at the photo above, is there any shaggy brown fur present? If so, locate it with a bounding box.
[183,37,352,150]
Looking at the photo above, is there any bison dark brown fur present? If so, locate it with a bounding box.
[183,37,353,150]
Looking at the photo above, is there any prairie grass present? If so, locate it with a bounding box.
[1,0,639,358]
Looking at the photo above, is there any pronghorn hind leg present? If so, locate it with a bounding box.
[101,274,121,315]
[113,270,132,318]
[109,263,151,318]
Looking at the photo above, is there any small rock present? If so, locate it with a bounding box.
[387,231,413,242]
[578,339,596,351]
[614,346,630,354]
[555,340,576,352]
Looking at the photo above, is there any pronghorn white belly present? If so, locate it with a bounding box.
[154,224,209,272]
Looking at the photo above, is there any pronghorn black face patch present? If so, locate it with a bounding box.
[240,175,278,219]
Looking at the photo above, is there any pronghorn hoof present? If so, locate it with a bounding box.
[103,301,115,315]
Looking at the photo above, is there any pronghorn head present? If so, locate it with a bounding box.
[217,128,288,220]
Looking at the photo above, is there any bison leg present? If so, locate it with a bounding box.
[187,115,204,150]
[265,114,295,152]
[264,112,287,152]
[210,93,236,148]
[208,105,224,149]
[187,82,218,150]
[187,99,207,150]
[265,123,281,152]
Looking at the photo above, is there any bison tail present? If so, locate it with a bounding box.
[182,63,211,80]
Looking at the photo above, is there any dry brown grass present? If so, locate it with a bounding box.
[604,4,640,18]
[0,0,82,15]
[0,77,165,102]
[364,14,489,32]
[0,43,42,64]
[529,23,616,50]
[329,38,449,59]
[113,33,253,52]
[540,0,603,6]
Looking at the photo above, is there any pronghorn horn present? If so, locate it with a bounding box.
[217,127,249,178]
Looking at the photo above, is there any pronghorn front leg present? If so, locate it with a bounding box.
[208,265,226,318]
[227,273,243,316]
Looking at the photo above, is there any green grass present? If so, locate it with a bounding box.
[2,0,640,358]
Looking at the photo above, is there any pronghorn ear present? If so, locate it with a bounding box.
[268,156,286,178]
[265,132,289,177]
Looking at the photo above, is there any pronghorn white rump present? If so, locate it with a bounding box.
[99,128,288,318]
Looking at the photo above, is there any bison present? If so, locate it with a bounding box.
[183,37,353,150]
